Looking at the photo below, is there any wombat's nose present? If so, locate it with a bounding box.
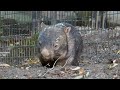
[41,48,50,58]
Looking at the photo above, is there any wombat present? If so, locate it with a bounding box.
[37,22,83,68]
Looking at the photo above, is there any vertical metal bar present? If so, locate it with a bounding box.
[96,11,99,30]
[91,11,93,29]
[102,11,105,30]
[105,11,108,29]
[37,11,41,32]
[51,11,57,24]
[32,11,36,35]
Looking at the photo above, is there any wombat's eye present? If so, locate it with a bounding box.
[54,44,58,48]
[53,43,59,50]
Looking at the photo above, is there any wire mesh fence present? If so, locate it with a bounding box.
[0,11,120,67]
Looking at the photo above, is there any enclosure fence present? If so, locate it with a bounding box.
[0,11,120,67]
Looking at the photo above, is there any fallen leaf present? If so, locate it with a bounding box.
[60,71,65,74]
[21,67,24,69]
[22,58,40,66]
[113,74,118,79]
[109,63,118,69]
[71,67,81,71]
[117,50,120,54]
[85,72,90,77]
[25,66,31,70]
[112,63,118,67]
[79,68,85,75]
[28,75,32,79]
[0,64,10,67]
[74,75,83,79]
[113,59,117,64]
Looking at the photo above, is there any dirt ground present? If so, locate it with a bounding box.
[0,58,120,79]
[0,44,120,79]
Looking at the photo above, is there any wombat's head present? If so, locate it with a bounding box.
[37,23,71,62]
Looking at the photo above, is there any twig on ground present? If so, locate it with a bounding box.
[40,56,62,77]
[40,55,70,77]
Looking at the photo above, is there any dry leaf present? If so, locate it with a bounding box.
[79,68,85,75]
[109,59,119,69]
[112,63,118,67]
[71,67,81,71]
[0,64,10,67]
[28,75,32,79]
[85,72,90,77]
[113,60,117,63]
[21,67,24,69]
[22,58,40,66]
[60,71,65,74]
[109,63,118,69]
[117,50,120,54]
[113,74,118,79]
[74,75,83,79]
[25,66,31,70]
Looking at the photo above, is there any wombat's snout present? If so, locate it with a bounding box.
[41,47,51,59]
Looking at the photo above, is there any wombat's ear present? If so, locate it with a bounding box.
[41,22,47,30]
[64,27,71,34]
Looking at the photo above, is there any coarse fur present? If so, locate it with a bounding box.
[37,22,83,68]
